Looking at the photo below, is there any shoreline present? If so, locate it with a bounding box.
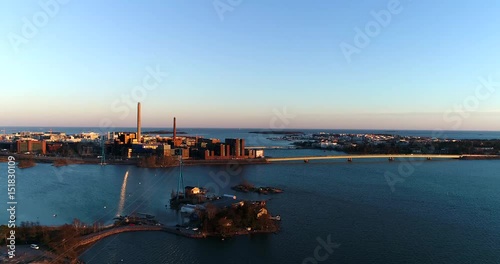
[5,222,280,263]
[0,153,270,167]
[75,225,278,262]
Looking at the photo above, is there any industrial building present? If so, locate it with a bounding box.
[118,102,263,160]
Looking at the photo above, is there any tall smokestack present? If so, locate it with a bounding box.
[173,117,177,146]
[137,102,141,142]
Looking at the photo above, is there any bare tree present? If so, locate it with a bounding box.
[206,203,218,220]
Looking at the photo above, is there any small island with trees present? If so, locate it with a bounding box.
[194,200,280,237]
[169,186,281,238]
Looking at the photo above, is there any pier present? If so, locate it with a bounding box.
[76,225,207,248]
[77,225,164,248]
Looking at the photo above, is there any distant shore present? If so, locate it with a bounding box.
[249,131,304,135]
[143,130,187,134]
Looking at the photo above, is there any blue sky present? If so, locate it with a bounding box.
[1,0,500,130]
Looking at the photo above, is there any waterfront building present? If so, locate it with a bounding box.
[16,140,46,154]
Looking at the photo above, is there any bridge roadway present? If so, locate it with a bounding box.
[267,154,463,162]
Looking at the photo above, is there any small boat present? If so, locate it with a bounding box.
[137,212,155,219]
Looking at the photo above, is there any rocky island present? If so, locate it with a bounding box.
[188,199,281,237]
[232,183,284,195]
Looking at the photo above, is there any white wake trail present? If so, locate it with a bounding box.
[116,171,129,216]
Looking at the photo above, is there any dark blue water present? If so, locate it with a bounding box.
[1,147,499,263]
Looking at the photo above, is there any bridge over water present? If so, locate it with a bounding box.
[267,154,464,162]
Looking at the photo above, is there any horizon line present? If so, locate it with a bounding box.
[0,125,498,132]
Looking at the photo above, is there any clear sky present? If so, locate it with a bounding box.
[1,0,500,130]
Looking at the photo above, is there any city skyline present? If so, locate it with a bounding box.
[2,1,500,130]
